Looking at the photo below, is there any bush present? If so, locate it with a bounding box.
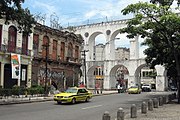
[27,85,44,95]
[0,85,45,97]
[12,85,21,96]
[1,89,12,96]
[28,88,37,96]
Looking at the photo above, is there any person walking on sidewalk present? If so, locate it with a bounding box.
[117,84,121,93]
[95,83,100,94]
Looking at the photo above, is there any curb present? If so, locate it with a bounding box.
[0,98,53,105]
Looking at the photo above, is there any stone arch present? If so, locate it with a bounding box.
[134,64,167,91]
[109,64,129,89]
[110,29,121,40]
[134,64,147,86]
[88,31,104,60]
[88,31,103,44]
[86,65,97,88]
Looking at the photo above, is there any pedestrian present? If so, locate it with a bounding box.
[95,83,100,94]
[117,84,121,93]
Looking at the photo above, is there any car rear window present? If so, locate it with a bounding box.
[131,86,138,88]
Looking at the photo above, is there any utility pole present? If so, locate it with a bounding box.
[42,42,49,97]
[81,50,89,87]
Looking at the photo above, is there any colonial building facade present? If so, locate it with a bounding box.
[0,19,33,88]
[0,20,83,90]
[32,23,83,91]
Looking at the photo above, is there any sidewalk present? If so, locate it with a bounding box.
[125,100,180,120]
[0,95,53,105]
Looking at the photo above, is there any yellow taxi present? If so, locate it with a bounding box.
[54,87,93,104]
[127,86,142,94]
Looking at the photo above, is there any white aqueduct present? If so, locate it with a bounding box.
[74,19,168,91]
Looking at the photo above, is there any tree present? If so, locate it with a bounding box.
[150,0,180,6]
[0,0,35,34]
[120,2,180,103]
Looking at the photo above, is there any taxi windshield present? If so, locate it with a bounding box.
[65,88,78,93]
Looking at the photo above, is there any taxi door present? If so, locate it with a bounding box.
[77,89,87,101]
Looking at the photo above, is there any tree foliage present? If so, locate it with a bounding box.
[0,0,35,33]
[150,0,180,6]
[120,1,180,103]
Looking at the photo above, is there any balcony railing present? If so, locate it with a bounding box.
[16,47,22,54]
[1,44,8,52]
[0,44,31,56]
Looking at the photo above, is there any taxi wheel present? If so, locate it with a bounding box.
[71,98,76,104]
[85,97,90,102]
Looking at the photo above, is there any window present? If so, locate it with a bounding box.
[8,26,17,53]
[60,42,65,61]
[22,32,28,55]
[78,89,87,93]
[33,34,39,56]
[75,46,79,59]
[42,36,49,58]
[67,42,73,58]
[52,40,57,60]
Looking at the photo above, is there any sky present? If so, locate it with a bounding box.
[22,0,178,58]
[23,0,150,27]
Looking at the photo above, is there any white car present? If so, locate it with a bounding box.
[142,84,151,92]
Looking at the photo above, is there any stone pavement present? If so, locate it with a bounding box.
[125,100,180,120]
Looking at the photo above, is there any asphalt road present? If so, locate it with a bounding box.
[0,92,169,120]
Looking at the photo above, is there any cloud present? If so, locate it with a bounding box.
[85,10,99,19]
[23,0,151,27]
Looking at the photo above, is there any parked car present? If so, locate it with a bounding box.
[127,86,142,94]
[142,84,151,92]
[54,87,93,104]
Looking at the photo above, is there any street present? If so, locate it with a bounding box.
[0,92,169,120]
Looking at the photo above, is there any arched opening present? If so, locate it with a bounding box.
[86,65,97,89]
[88,32,105,61]
[8,26,17,53]
[134,64,157,91]
[22,32,28,55]
[42,36,49,58]
[94,34,106,61]
[109,65,129,90]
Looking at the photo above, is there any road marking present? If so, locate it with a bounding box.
[82,105,102,110]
